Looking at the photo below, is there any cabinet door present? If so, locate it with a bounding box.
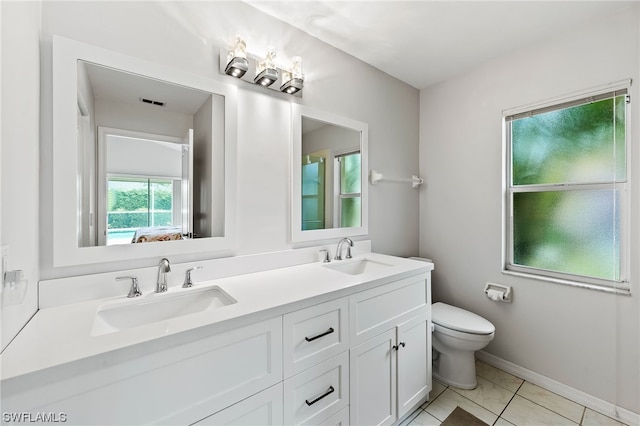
[396,314,430,418]
[349,276,427,346]
[193,383,283,425]
[349,329,396,426]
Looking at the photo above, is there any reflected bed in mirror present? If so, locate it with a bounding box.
[291,105,368,242]
[53,36,238,267]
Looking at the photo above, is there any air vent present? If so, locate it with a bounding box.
[139,97,166,107]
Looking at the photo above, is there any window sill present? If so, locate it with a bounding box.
[501,269,631,296]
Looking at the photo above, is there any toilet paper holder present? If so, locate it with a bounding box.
[484,282,512,303]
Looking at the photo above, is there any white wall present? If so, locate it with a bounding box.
[419,5,640,413]
[0,1,419,346]
[0,2,41,352]
[36,0,419,280]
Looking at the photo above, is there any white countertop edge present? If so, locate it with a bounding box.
[1,254,433,381]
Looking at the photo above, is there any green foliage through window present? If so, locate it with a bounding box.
[507,90,627,285]
[106,177,174,244]
[339,152,361,228]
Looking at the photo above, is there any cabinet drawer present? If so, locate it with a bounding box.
[283,297,349,378]
[284,351,349,425]
[318,406,349,426]
[349,276,427,346]
[192,383,283,425]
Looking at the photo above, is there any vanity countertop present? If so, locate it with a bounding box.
[0,253,433,381]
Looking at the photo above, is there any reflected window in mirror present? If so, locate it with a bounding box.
[336,151,361,228]
[106,177,178,245]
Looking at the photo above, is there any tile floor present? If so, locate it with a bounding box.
[400,360,629,426]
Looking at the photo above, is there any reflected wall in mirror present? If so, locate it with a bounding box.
[53,36,237,267]
[291,105,368,243]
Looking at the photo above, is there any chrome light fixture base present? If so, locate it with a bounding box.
[281,77,304,95]
[224,57,249,78]
[254,68,278,87]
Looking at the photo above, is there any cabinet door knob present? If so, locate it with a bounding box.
[393,342,406,351]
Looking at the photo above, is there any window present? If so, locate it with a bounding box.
[504,85,629,291]
[336,151,361,228]
[106,177,177,245]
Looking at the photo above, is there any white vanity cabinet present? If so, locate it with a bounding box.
[348,276,432,426]
[1,257,432,426]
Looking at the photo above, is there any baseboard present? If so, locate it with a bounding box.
[476,351,640,426]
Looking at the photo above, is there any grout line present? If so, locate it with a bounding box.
[493,382,523,425]
[578,406,586,425]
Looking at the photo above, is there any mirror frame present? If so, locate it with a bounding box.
[52,35,238,267]
[291,104,369,242]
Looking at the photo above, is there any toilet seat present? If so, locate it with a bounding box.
[432,302,495,335]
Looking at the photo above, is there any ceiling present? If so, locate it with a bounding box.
[246,1,636,89]
[83,60,210,114]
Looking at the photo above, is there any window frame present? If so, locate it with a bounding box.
[334,150,362,228]
[502,80,631,294]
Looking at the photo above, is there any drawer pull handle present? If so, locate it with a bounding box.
[305,327,335,342]
[305,386,335,406]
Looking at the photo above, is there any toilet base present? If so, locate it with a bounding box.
[432,348,478,390]
[433,371,477,390]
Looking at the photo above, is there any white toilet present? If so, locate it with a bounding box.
[409,257,495,390]
[432,302,495,389]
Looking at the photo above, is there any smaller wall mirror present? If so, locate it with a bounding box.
[291,105,368,242]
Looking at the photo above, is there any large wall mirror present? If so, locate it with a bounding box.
[53,36,237,267]
[291,105,369,242]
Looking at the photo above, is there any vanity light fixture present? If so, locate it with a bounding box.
[224,36,249,78]
[219,39,304,97]
[254,47,278,87]
[280,56,304,95]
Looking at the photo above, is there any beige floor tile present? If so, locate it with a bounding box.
[475,361,524,393]
[424,388,498,425]
[423,379,448,409]
[495,418,516,426]
[502,395,578,426]
[451,376,515,415]
[581,408,629,426]
[399,408,425,426]
[409,410,442,426]
[517,382,584,423]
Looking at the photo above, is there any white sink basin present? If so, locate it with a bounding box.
[91,286,236,336]
[323,258,393,275]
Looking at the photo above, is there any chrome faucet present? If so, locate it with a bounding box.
[156,258,171,293]
[334,238,354,261]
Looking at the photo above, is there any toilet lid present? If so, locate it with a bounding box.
[432,302,495,335]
